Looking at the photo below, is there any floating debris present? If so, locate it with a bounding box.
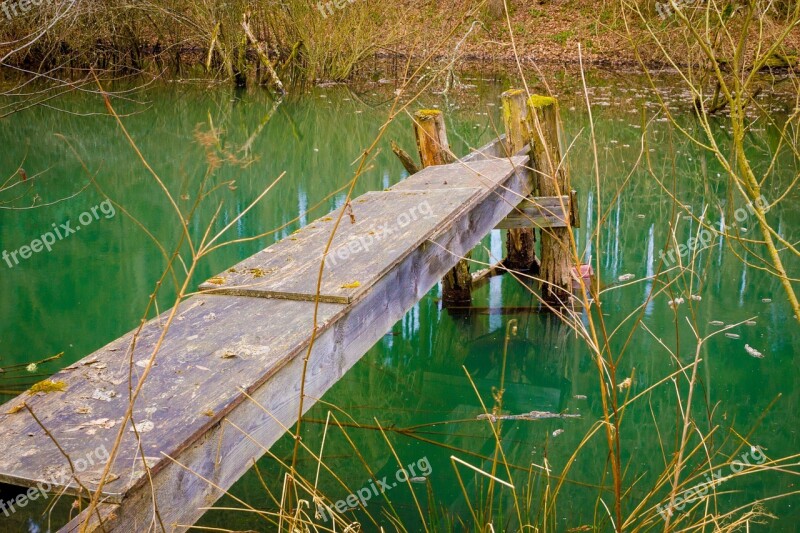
[709,320,725,326]
[668,297,685,308]
[573,394,587,400]
[26,363,37,373]
[690,295,702,301]
[745,320,757,326]
[762,298,772,303]
[571,264,594,289]
[477,410,580,422]
[618,273,635,282]
[725,333,741,339]
[617,377,632,392]
[745,344,764,358]
[409,476,427,484]
[552,429,565,438]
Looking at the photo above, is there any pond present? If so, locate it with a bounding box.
[0,69,798,531]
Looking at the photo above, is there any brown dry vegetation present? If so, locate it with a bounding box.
[0,0,797,88]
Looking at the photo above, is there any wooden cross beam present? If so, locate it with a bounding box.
[494,191,580,230]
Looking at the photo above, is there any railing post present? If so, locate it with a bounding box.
[413,109,472,306]
[501,89,538,272]
[528,96,573,305]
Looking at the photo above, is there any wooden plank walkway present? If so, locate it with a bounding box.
[0,142,538,532]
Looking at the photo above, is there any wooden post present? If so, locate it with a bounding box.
[501,89,538,272]
[413,109,472,306]
[528,95,572,305]
[413,109,453,166]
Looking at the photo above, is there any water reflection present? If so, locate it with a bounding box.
[0,72,797,530]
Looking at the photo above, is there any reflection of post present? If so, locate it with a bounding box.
[412,109,472,306]
[501,89,538,272]
[529,96,573,305]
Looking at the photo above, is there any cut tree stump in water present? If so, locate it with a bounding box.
[501,89,538,272]
[528,95,573,306]
[413,109,472,306]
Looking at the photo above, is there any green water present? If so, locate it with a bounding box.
[0,71,798,532]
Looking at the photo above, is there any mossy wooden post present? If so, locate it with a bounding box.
[413,109,453,166]
[528,95,572,305]
[413,109,472,306]
[501,89,538,272]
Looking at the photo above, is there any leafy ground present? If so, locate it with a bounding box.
[382,0,799,68]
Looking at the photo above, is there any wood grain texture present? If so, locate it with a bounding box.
[391,156,527,194]
[494,195,571,229]
[199,158,525,304]
[413,110,454,167]
[198,188,481,304]
[0,296,344,503]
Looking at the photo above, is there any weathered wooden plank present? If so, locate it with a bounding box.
[460,135,508,162]
[59,503,119,532]
[52,146,535,533]
[0,296,344,502]
[391,156,527,193]
[0,138,537,532]
[494,195,571,229]
[198,189,481,304]
[198,158,525,305]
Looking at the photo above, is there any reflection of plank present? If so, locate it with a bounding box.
[421,372,562,411]
[495,193,578,230]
